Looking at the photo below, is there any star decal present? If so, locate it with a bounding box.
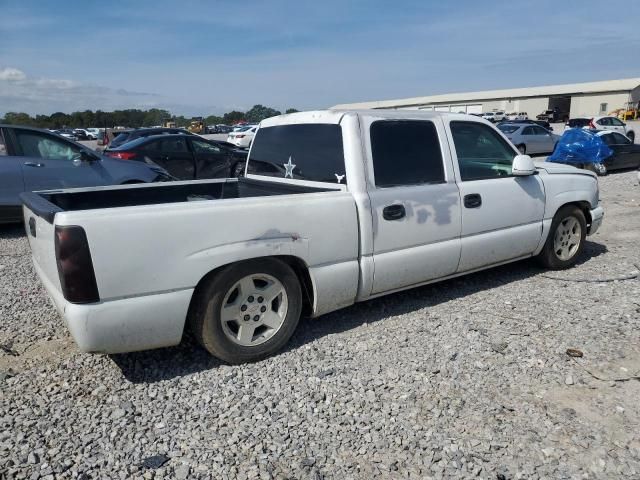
[283,156,296,178]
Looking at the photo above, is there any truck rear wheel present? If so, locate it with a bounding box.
[537,205,586,270]
[189,258,302,364]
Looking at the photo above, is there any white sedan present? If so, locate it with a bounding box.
[590,116,635,143]
[227,125,257,148]
[498,123,560,155]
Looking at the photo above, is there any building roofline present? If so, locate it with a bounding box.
[331,77,640,110]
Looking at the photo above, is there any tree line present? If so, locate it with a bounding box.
[0,105,300,129]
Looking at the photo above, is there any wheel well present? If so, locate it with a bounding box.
[189,256,315,318]
[563,201,592,227]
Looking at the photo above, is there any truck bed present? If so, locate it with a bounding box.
[21,178,335,223]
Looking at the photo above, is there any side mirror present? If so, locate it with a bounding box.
[512,154,536,176]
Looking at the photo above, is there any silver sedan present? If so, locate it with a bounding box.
[498,123,560,155]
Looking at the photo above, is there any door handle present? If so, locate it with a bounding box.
[464,193,482,208]
[383,204,406,221]
[24,162,44,167]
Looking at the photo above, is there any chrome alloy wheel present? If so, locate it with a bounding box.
[220,273,288,347]
[553,216,582,261]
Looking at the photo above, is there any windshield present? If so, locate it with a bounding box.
[498,125,520,134]
[248,124,345,183]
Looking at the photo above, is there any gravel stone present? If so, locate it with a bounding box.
[1,170,640,479]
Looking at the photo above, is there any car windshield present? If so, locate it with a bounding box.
[498,125,520,134]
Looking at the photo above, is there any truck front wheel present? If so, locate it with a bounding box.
[189,258,302,364]
[537,205,586,270]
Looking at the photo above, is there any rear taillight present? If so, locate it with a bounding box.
[55,226,99,304]
[588,119,596,129]
[105,151,137,160]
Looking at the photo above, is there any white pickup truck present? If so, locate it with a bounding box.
[22,110,604,364]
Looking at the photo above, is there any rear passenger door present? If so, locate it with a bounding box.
[447,121,545,272]
[365,118,462,294]
[144,137,195,180]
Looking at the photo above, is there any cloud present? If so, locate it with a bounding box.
[0,66,162,115]
[0,67,27,81]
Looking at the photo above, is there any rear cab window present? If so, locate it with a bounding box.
[369,120,444,187]
[247,124,346,184]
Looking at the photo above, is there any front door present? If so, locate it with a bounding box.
[10,128,106,192]
[189,138,233,179]
[143,137,195,180]
[447,120,545,272]
[366,118,462,294]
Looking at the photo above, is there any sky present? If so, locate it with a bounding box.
[1,0,640,116]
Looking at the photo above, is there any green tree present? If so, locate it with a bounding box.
[245,105,281,123]
[223,110,246,124]
[205,115,224,126]
[3,112,35,126]
[285,108,299,114]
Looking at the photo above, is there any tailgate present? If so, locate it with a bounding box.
[21,193,64,296]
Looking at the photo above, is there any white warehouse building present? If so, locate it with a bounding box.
[332,78,640,119]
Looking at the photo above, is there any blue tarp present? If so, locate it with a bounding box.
[547,128,613,165]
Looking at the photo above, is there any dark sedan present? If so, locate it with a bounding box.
[597,131,640,172]
[108,127,195,149]
[0,125,172,223]
[104,134,248,180]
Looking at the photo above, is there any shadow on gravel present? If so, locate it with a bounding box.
[0,224,25,239]
[110,240,608,383]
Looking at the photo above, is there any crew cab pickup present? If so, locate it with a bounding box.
[21,110,604,364]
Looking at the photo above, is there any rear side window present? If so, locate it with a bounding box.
[370,120,444,187]
[248,124,345,183]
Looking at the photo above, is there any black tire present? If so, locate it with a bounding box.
[189,258,302,364]
[628,131,635,143]
[517,144,526,154]
[537,205,587,270]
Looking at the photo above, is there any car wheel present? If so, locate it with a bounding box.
[517,144,526,154]
[628,131,635,143]
[189,258,303,364]
[537,205,587,270]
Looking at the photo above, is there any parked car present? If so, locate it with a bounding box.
[548,128,640,175]
[54,129,78,141]
[595,131,640,172]
[107,127,195,150]
[227,125,257,148]
[506,112,528,121]
[104,134,248,180]
[86,128,102,139]
[497,123,560,155]
[497,119,553,132]
[537,109,569,123]
[482,112,504,123]
[0,125,172,224]
[21,110,603,364]
[564,118,592,131]
[73,129,94,141]
[590,116,635,142]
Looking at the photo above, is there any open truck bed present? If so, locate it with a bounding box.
[21,177,333,224]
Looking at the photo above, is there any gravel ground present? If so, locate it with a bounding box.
[1,170,640,479]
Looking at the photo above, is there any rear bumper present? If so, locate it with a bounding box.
[588,205,604,235]
[35,261,193,354]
